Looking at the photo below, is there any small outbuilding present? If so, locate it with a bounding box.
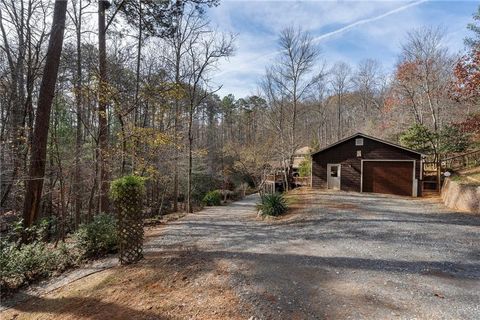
[311,133,423,197]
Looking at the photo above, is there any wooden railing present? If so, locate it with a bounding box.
[441,149,480,171]
[263,174,311,189]
[264,174,284,183]
[422,149,480,193]
[423,161,438,173]
[293,176,310,187]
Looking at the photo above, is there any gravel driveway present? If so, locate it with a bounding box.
[148,190,480,319]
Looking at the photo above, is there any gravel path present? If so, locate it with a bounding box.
[149,191,480,319]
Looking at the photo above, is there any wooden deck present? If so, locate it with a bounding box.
[263,175,311,194]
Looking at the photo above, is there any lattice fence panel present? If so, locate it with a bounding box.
[111,176,145,265]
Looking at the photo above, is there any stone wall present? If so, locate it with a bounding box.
[441,178,480,214]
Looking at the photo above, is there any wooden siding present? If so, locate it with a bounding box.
[312,135,422,195]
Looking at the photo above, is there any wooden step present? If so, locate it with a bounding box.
[422,190,440,198]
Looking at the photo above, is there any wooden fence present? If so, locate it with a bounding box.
[262,173,311,194]
[441,149,480,170]
[422,149,480,193]
[293,176,310,187]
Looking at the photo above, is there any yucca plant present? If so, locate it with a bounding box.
[257,193,288,216]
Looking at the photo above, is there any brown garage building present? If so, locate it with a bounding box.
[311,133,423,197]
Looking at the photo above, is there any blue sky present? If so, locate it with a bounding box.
[206,0,479,98]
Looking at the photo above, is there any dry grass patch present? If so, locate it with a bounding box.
[258,188,316,223]
[1,247,250,320]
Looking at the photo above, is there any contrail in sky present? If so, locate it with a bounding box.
[312,0,428,43]
[214,0,428,79]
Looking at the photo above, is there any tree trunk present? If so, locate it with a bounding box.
[187,108,193,213]
[337,94,342,140]
[53,106,67,242]
[74,2,83,227]
[98,0,109,214]
[173,33,181,213]
[118,114,127,174]
[134,0,142,117]
[22,0,68,228]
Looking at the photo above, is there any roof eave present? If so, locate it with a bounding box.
[311,132,424,157]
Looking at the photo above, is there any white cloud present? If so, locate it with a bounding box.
[207,0,474,97]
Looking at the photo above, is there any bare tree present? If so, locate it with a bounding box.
[262,27,322,190]
[163,6,208,212]
[67,0,91,226]
[393,27,456,158]
[183,28,234,212]
[401,27,454,133]
[0,0,49,208]
[353,59,384,117]
[310,77,330,146]
[330,61,351,140]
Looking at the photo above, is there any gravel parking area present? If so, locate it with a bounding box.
[151,189,480,319]
[3,190,478,319]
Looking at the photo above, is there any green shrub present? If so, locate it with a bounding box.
[202,190,222,206]
[0,241,19,289]
[54,242,82,271]
[0,240,79,292]
[10,242,55,281]
[299,158,311,177]
[74,213,118,258]
[438,125,470,154]
[399,123,435,154]
[110,175,146,202]
[0,241,49,290]
[257,193,288,217]
[191,173,222,203]
[6,217,59,244]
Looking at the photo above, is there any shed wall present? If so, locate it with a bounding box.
[312,136,422,195]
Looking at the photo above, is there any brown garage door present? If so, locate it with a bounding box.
[363,161,413,196]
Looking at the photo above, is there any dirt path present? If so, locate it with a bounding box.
[2,191,480,319]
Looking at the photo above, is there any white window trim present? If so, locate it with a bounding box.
[355,138,364,146]
[360,159,417,197]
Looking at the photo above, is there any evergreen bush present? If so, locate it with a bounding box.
[202,190,222,206]
[74,213,118,258]
[298,158,311,177]
[191,173,222,203]
[0,240,79,293]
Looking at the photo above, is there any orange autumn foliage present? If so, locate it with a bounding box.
[452,49,480,103]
